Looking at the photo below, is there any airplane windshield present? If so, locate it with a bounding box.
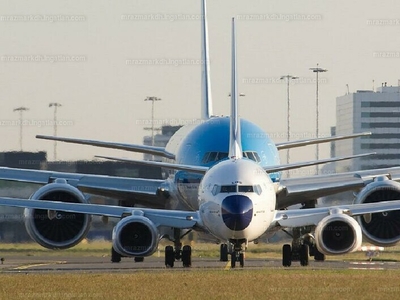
[202,152,229,164]
[238,185,253,193]
[242,151,261,163]
[220,185,237,193]
[214,184,262,194]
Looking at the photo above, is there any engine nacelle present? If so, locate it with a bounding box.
[354,177,400,246]
[112,215,159,257]
[315,212,362,255]
[25,179,91,249]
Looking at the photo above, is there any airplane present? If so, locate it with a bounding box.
[1,17,400,269]
[1,0,400,267]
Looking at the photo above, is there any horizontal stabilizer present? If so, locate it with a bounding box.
[264,152,375,173]
[95,155,208,174]
[276,132,371,150]
[36,135,175,159]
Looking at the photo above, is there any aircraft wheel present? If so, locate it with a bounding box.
[220,244,229,262]
[231,251,237,268]
[134,257,144,263]
[314,247,325,261]
[239,253,244,268]
[111,247,121,263]
[165,246,175,268]
[300,244,309,266]
[282,244,292,267]
[182,245,192,267]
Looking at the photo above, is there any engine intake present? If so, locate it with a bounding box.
[112,215,159,257]
[315,213,362,255]
[25,180,91,249]
[354,177,400,246]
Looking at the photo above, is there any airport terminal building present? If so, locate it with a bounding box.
[335,84,400,172]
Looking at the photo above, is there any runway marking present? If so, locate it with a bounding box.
[349,261,386,270]
[349,262,384,265]
[349,267,385,270]
[13,261,66,270]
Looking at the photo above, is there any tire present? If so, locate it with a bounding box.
[300,244,309,266]
[134,257,144,263]
[220,244,229,262]
[111,247,121,263]
[314,247,325,261]
[282,244,292,267]
[165,246,175,268]
[239,253,244,268]
[231,251,236,268]
[182,245,192,267]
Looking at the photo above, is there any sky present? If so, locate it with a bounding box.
[1,0,400,165]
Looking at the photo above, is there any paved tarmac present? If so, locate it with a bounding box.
[0,255,399,273]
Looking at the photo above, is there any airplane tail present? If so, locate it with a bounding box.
[201,0,213,119]
[228,18,242,159]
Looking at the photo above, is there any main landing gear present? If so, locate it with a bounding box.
[164,244,192,268]
[281,200,325,267]
[165,228,192,268]
[220,240,246,268]
[110,247,145,263]
[282,227,325,267]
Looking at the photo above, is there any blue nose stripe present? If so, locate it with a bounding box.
[221,195,253,231]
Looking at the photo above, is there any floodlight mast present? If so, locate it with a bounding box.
[13,106,29,151]
[309,64,327,174]
[280,75,298,176]
[144,96,162,148]
[49,102,62,160]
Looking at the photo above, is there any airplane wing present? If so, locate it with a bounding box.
[276,132,371,150]
[273,199,400,228]
[264,152,375,173]
[95,155,208,174]
[276,166,400,208]
[0,196,398,231]
[0,197,201,229]
[36,135,175,159]
[0,167,166,208]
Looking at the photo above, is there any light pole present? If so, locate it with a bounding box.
[280,75,298,174]
[144,96,162,147]
[13,106,29,151]
[49,102,62,160]
[309,63,327,174]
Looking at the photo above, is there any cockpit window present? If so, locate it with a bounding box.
[202,152,229,164]
[211,184,220,196]
[202,151,261,164]
[214,184,263,195]
[254,184,262,195]
[238,185,253,193]
[243,151,261,163]
[207,152,218,163]
[220,185,237,193]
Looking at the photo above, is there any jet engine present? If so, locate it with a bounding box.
[112,215,159,257]
[354,177,400,246]
[24,179,91,249]
[315,212,362,255]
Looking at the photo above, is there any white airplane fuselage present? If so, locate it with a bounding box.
[198,158,276,242]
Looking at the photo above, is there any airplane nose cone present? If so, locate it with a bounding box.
[221,195,253,231]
